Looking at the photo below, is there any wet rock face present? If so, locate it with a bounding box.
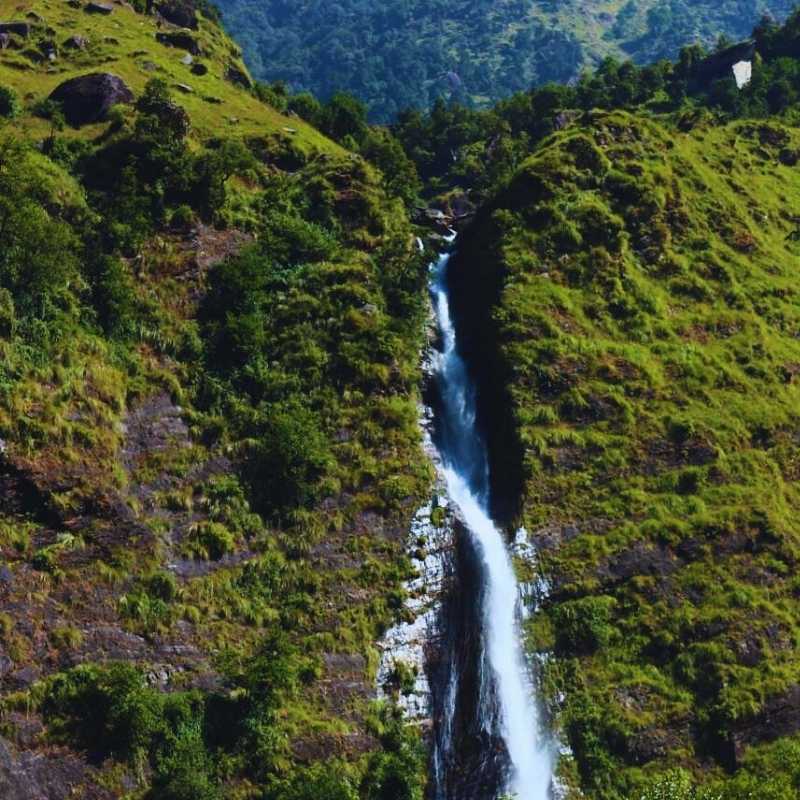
[49,73,134,126]
[431,519,510,800]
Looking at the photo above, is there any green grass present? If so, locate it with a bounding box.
[0,0,340,152]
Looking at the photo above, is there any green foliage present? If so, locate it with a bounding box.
[452,102,800,798]
[245,400,332,515]
[214,0,797,120]
[42,663,219,796]
[362,708,426,800]
[0,5,429,800]
[271,761,359,800]
[552,596,617,655]
[0,140,81,319]
[0,85,20,119]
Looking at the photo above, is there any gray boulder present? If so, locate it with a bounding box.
[85,2,114,13]
[63,34,89,50]
[225,63,251,88]
[49,72,134,126]
[157,0,198,30]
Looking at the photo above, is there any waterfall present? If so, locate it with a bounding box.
[429,241,553,800]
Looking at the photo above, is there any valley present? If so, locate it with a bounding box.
[1,0,800,799]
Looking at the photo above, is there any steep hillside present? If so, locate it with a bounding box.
[0,0,336,147]
[0,2,432,799]
[214,0,796,120]
[448,108,800,798]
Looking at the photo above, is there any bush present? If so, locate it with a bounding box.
[170,204,195,231]
[246,400,332,514]
[552,595,617,655]
[0,85,20,118]
[88,255,137,338]
[272,762,358,800]
[188,521,235,560]
[150,721,220,800]
[42,663,218,797]
[362,708,425,800]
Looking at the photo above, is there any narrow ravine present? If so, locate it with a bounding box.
[428,241,553,800]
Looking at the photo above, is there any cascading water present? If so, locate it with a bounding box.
[429,241,552,800]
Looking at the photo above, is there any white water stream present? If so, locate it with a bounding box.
[430,243,552,800]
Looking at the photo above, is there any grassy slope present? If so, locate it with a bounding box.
[452,109,800,797]
[0,0,337,150]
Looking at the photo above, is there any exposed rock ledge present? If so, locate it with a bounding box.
[376,401,455,725]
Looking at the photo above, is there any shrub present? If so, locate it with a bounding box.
[246,400,332,515]
[362,708,425,800]
[189,521,235,560]
[0,85,20,118]
[552,595,617,655]
[150,720,220,800]
[170,204,195,230]
[88,255,137,338]
[272,762,358,800]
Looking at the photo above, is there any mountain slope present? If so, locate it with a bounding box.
[0,2,431,798]
[448,107,800,798]
[214,0,797,119]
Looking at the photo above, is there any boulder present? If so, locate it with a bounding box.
[0,33,11,49]
[155,30,200,54]
[0,22,30,38]
[157,0,198,30]
[49,72,134,126]
[38,39,58,59]
[225,63,252,88]
[85,2,114,13]
[63,34,89,49]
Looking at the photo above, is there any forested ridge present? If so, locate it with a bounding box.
[215,0,798,120]
[3,0,800,798]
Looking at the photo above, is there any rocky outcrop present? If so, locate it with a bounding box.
[0,22,31,38]
[49,73,134,126]
[156,30,201,54]
[225,63,252,88]
[0,737,112,800]
[63,35,89,50]
[85,2,114,14]
[729,684,800,766]
[157,0,198,29]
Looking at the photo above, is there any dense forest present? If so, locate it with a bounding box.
[3,0,800,798]
[215,0,797,120]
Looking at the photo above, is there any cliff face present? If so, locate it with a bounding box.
[444,110,800,798]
